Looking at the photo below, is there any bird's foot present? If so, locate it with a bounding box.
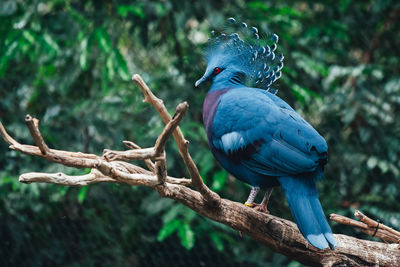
[254,203,269,214]
[244,202,269,214]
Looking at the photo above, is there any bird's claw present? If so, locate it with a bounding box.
[254,204,269,214]
[244,202,269,213]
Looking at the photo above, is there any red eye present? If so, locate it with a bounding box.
[214,67,221,74]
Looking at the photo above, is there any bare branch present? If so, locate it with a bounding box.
[154,102,188,156]
[355,210,400,240]
[1,119,190,187]
[153,102,187,185]
[19,169,191,187]
[132,74,220,206]
[25,115,50,155]
[103,101,188,186]
[19,170,116,186]
[330,213,400,243]
[1,120,99,162]
[103,147,156,161]
[155,156,167,185]
[123,141,155,172]
[102,102,187,163]
[0,120,19,146]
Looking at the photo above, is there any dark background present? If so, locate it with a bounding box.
[1,0,399,266]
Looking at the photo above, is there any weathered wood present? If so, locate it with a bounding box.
[355,210,400,240]
[122,140,155,172]
[330,213,400,243]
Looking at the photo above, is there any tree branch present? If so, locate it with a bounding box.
[122,140,155,172]
[132,74,220,206]
[354,210,400,239]
[330,213,400,243]
[1,74,399,266]
[25,115,49,155]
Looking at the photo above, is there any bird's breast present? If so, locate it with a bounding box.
[202,88,231,141]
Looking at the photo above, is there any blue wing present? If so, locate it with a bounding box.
[212,87,328,177]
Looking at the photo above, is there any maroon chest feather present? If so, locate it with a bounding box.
[202,88,230,140]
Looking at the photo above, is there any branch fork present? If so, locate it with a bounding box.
[0,74,216,202]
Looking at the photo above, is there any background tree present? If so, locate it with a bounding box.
[1,0,399,266]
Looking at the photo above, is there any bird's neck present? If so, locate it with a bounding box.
[210,74,245,92]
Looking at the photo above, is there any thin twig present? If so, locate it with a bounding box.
[354,210,400,240]
[0,121,19,145]
[1,120,99,160]
[330,213,400,243]
[154,102,188,156]
[102,102,187,162]
[123,141,155,172]
[18,167,191,187]
[152,102,187,185]
[103,147,156,161]
[25,115,50,155]
[19,170,117,186]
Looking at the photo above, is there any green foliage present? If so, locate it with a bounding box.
[1,0,400,266]
[157,219,181,242]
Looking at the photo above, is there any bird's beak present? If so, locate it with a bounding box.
[195,76,207,87]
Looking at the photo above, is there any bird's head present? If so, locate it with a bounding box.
[196,18,284,94]
[195,45,246,88]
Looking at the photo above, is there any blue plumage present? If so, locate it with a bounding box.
[197,18,337,249]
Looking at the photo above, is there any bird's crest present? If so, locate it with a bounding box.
[205,17,284,93]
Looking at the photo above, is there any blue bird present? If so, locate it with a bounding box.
[196,18,337,250]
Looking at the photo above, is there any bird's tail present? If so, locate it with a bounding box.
[278,176,337,250]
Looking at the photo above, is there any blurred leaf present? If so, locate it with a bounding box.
[114,49,130,80]
[78,186,88,204]
[22,30,35,44]
[157,218,180,242]
[117,5,145,19]
[162,204,181,223]
[178,222,195,250]
[209,232,224,251]
[79,38,90,70]
[95,27,112,53]
[43,33,60,52]
[211,169,227,191]
[0,0,17,15]
[367,157,378,169]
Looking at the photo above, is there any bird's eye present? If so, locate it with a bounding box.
[214,67,221,74]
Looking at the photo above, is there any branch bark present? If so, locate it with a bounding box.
[330,213,400,243]
[1,74,399,266]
